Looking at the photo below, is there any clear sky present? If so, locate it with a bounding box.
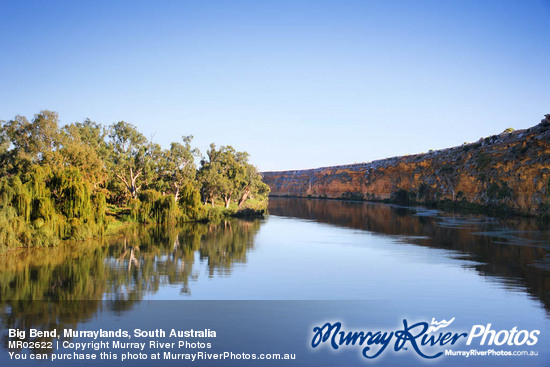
[1,0,549,171]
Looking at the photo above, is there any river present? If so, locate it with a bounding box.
[1,197,549,366]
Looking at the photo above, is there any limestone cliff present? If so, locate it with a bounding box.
[263,115,550,216]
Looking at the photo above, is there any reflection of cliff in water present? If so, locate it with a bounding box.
[269,197,550,312]
[0,219,262,351]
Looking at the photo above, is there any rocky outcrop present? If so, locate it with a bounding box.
[263,115,550,216]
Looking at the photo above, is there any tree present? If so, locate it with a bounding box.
[1,111,62,169]
[107,121,152,200]
[178,182,202,218]
[198,158,225,207]
[198,144,268,208]
[0,110,271,249]
[158,136,199,202]
[198,144,238,208]
[236,163,270,207]
[60,120,108,190]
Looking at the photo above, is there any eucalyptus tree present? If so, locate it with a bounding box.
[0,110,270,249]
[61,120,108,190]
[198,144,268,208]
[198,158,225,206]
[199,144,235,207]
[236,163,270,207]
[158,135,199,202]
[1,111,62,170]
[107,121,155,200]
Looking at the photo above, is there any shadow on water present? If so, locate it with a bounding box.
[268,197,550,314]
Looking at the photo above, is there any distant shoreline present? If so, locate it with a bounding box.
[263,116,550,218]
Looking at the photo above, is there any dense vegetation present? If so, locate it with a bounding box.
[0,111,269,248]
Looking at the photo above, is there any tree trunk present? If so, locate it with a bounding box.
[116,167,142,199]
[129,167,138,199]
[174,183,180,203]
[238,187,251,208]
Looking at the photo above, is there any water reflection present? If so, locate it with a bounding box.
[268,197,550,312]
[1,198,550,354]
[103,220,259,300]
[0,219,261,350]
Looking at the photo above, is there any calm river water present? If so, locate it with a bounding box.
[1,197,549,366]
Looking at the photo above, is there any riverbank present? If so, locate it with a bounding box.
[263,115,550,217]
[0,199,268,252]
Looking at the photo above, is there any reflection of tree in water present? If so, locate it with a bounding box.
[199,220,258,277]
[105,219,260,298]
[0,241,109,353]
[0,219,262,352]
[103,224,198,302]
[269,197,550,313]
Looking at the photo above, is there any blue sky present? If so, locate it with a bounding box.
[1,0,549,171]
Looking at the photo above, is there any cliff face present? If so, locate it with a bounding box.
[263,116,550,216]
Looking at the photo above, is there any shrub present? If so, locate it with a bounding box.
[476,153,492,169]
[178,183,201,219]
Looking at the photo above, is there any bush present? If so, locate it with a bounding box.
[0,166,107,247]
[476,153,492,169]
[487,181,512,201]
[178,183,201,219]
[131,189,196,224]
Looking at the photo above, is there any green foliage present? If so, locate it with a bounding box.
[1,111,62,169]
[179,182,202,219]
[0,165,110,247]
[156,136,199,200]
[131,190,161,223]
[0,175,32,222]
[0,207,30,248]
[106,120,159,201]
[487,181,513,201]
[92,192,107,228]
[61,120,108,187]
[476,153,492,169]
[198,144,270,208]
[203,206,230,222]
[51,168,92,220]
[131,188,202,224]
[0,110,269,248]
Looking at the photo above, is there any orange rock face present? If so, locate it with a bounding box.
[263,116,550,216]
